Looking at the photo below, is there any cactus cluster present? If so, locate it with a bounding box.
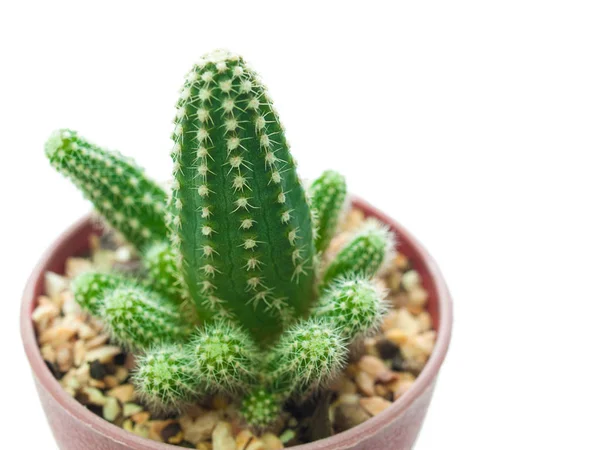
[46,49,396,429]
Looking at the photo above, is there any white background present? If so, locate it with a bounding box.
[1,1,599,449]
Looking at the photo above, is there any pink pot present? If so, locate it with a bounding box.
[21,198,452,450]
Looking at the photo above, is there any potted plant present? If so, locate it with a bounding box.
[21,49,452,449]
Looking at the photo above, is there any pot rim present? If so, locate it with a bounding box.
[20,197,453,449]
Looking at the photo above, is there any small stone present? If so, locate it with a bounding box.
[416,311,433,332]
[395,309,421,335]
[85,346,122,363]
[132,411,151,424]
[85,333,110,350]
[387,271,403,292]
[260,433,284,450]
[150,420,178,442]
[196,444,213,450]
[333,403,370,432]
[123,403,143,418]
[392,380,415,400]
[104,375,119,388]
[115,366,130,383]
[359,397,392,416]
[408,286,428,308]
[212,421,236,450]
[376,339,400,360]
[236,430,263,450]
[394,253,409,270]
[402,270,421,291]
[44,272,69,303]
[32,301,60,332]
[56,346,73,372]
[181,411,220,444]
[357,355,396,383]
[107,384,135,403]
[103,396,121,422]
[385,328,409,347]
[161,422,184,444]
[355,371,375,396]
[65,257,93,278]
[41,345,56,363]
[89,360,107,380]
[39,325,77,346]
[81,387,107,406]
[73,340,86,367]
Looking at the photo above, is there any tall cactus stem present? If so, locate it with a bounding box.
[167,49,315,342]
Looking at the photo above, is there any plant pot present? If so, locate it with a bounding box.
[21,197,452,450]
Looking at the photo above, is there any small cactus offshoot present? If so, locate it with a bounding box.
[309,170,348,253]
[47,49,393,430]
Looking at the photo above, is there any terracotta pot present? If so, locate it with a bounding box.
[21,198,452,450]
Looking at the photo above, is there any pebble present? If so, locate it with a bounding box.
[56,345,73,372]
[408,286,428,308]
[39,325,77,346]
[235,430,264,450]
[44,272,69,303]
[32,301,60,332]
[261,433,284,450]
[212,422,236,450]
[107,384,135,403]
[401,270,421,291]
[123,403,143,418]
[355,371,376,396]
[103,396,121,422]
[65,257,93,278]
[82,387,107,406]
[357,355,396,383]
[85,345,122,363]
[333,402,370,432]
[181,411,220,444]
[359,397,392,416]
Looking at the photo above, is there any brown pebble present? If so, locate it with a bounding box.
[161,422,183,444]
[355,371,375,396]
[393,380,415,400]
[385,328,409,347]
[39,325,77,346]
[150,420,178,442]
[132,411,151,424]
[181,411,220,444]
[357,355,396,383]
[104,375,120,389]
[196,443,213,450]
[359,397,392,416]
[85,346,121,363]
[107,384,135,403]
[334,402,370,432]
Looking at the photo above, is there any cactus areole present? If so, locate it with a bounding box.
[45,49,396,429]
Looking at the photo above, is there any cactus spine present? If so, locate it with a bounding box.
[321,219,396,287]
[168,50,315,342]
[45,129,167,249]
[309,170,348,253]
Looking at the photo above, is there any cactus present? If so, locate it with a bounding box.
[102,286,192,350]
[321,219,396,288]
[134,344,199,411]
[168,49,315,341]
[309,170,348,253]
[48,49,396,428]
[72,272,130,316]
[240,388,282,429]
[45,129,168,249]
[264,319,346,396]
[313,277,387,340]
[189,320,259,393]
[143,242,185,302]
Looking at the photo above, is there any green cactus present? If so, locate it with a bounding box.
[309,170,347,253]
[47,49,396,427]
[45,129,168,250]
[188,320,259,393]
[313,277,387,340]
[134,344,199,411]
[102,286,192,350]
[321,219,396,288]
[240,388,282,429]
[143,242,185,302]
[72,272,130,316]
[167,49,315,342]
